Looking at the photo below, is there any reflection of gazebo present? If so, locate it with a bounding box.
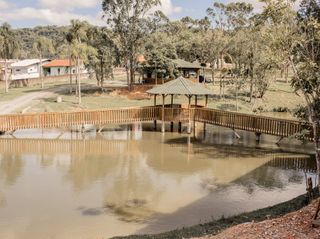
[147,76,215,133]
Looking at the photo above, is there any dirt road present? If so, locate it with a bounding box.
[0,90,53,114]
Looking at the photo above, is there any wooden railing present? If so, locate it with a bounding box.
[0,106,315,141]
[0,107,161,132]
[195,108,314,140]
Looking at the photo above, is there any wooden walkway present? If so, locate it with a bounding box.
[0,106,315,140]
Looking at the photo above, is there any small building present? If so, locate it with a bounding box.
[141,58,204,84]
[42,59,76,77]
[11,59,50,81]
[172,59,202,79]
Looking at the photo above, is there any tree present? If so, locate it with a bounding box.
[0,23,20,93]
[291,0,320,193]
[33,36,54,89]
[87,26,116,91]
[67,20,96,104]
[261,0,320,216]
[102,0,161,89]
[207,2,253,99]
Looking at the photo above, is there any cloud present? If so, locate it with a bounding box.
[38,0,99,10]
[227,0,302,12]
[0,7,103,26]
[0,0,9,9]
[152,0,183,16]
[0,0,182,27]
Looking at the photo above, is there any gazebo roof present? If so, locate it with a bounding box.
[172,59,202,69]
[146,76,214,96]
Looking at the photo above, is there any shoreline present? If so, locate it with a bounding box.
[115,190,318,239]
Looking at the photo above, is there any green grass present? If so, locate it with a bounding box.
[4,77,306,120]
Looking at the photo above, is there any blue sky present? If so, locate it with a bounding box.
[0,0,260,28]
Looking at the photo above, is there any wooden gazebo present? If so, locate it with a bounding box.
[147,76,215,133]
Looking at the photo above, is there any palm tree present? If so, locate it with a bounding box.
[67,20,96,104]
[33,36,54,89]
[67,20,89,99]
[66,32,74,94]
[0,23,19,93]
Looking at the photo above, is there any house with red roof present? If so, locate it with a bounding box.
[42,59,77,77]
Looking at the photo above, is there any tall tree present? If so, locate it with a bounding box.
[0,23,20,93]
[67,20,96,104]
[291,0,320,194]
[102,0,161,89]
[87,26,116,91]
[33,36,54,89]
[261,0,320,214]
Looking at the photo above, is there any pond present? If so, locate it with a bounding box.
[0,124,316,239]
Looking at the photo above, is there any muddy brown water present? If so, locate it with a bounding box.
[0,123,317,239]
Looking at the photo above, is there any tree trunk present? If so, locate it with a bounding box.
[155,67,157,86]
[4,58,8,93]
[77,57,81,105]
[211,64,215,85]
[249,52,254,103]
[130,62,134,91]
[100,59,104,92]
[312,121,320,193]
[40,52,44,89]
[69,53,73,94]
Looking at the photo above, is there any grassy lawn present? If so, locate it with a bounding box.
[3,76,306,120]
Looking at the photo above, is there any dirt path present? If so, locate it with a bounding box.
[194,200,320,239]
[0,90,54,114]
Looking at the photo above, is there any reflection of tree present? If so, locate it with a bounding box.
[0,191,6,208]
[0,153,24,186]
[232,165,304,194]
[64,140,144,192]
[103,154,161,223]
[65,152,118,192]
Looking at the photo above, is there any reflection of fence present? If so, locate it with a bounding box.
[0,106,315,141]
[266,156,316,173]
[0,138,132,155]
[0,138,315,173]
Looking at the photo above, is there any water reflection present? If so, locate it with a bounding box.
[0,153,24,186]
[0,125,317,238]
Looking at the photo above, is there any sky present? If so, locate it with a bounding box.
[0,0,265,28]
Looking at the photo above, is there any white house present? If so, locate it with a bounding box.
[11,59,50,81]
[42,59,77,77]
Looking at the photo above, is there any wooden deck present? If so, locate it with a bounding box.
[0,106,315,140]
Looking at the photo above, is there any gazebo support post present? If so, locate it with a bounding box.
[178,122,182,133]
[170,94,174,132]
[161,94,166,133]
[187,95,192,134]
[204,95,208,136]
[154,95,157,130]
[193,95,198,137]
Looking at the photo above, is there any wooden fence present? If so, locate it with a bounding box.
[195,108,314,140]
[0,106,315,140]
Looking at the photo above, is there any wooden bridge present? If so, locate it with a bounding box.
[0,106,315,141]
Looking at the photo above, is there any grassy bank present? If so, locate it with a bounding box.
[21,81,304,115]
[114,191,317,239]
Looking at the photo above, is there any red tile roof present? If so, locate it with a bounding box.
[43,59,75,68]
